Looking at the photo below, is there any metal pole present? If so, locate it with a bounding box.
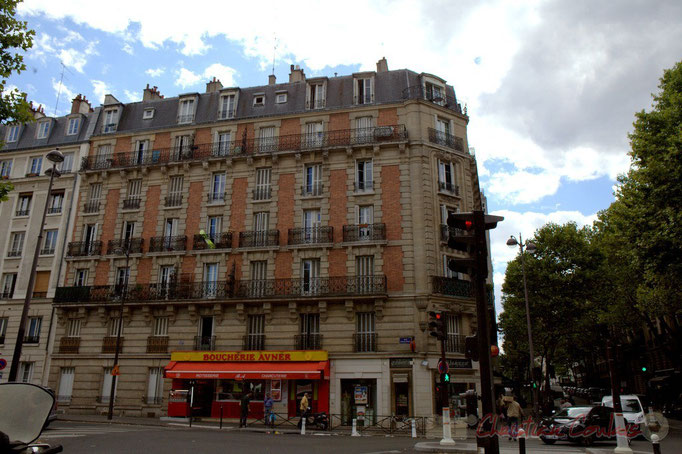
[107,247,130,420]
[519,234,538,417]
[607,343,633,453]
[8,163,58,382]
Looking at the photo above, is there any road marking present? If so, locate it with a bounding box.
[40,424,148,439]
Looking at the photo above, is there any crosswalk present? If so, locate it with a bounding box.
[40,424,146,439]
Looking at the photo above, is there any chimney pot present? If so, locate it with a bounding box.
[269,74,277,85]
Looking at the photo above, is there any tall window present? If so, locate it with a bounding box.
[83,224,98,253]
[436,117,451,135]
[219,94,236,119]
[246,314,265,350]
[164,218,179,245]
[159,266,175,295]
[60,153,74,172]
[134,140,149,165]
[0,160,11,178]
[204,263,219,297]
[67,319,82,337]
[167,176,183,207]
[438,160,456,193]
[8,232,25,257]
[116,267,130,289]
[303,164,322,196]
[173,135,193,158]
[355,159,373,191]
[66,117,80,135]
[125,179,142,209]
[299,313,320,349]
[108,317,122,337]
[307,83,325,109]
[42,230,58,255]
[258,127,276,153]
[122,221,136,243]
[178,98,195,123]
[304,122,323,148]
[48,191,64,214]
[0,317,7,343]
[1,274,17,298]
[6,125,19,142]
[207,216,222,241]
[101,367,116,402]
[147,368,164,404]
[254,168,271,200]
[302,210,321,243]
[16,194,31,216]
[74,269,88,286]
[211,173,226,202]
[355,116,373,143]
[29,157,43,175]
[19,362,34,383]
[425,82,445,104]
[250,260,267,297]
[216,131,231,156]
[301,259,320,295]
[96,144,112,167]
[37,121,50,139]
[356,205,374,239]
[57,367,75,402]
[26,317,42,343]
[103,109,118,133]
[153,317,169,337]
[356,312,376,352]
[445,314,462,352]
[88,183,102,203]
[356,78,373,105]
[355,255,374,293]
[253,212,269,246]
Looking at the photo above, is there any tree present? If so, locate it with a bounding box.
[0,0,35,201]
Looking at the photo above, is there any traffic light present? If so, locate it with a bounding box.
[443,372,450,383]
[428,311,446,340]
[464,335,479,362]
[445,213,504,279]
[641,366,647,372]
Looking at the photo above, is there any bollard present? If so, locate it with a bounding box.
[301,416,306,435]
[518,428,526,454]
[351,418,360,436]
[411,418,417,438]
[219,405,223,429]
[651,434,661,454]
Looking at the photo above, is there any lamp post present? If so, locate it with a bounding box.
[107,242,131,420]
[506,233,538,417]
[8,149,64,382]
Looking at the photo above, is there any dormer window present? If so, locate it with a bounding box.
[103,109,118,133]
[355,77,374,105]
[37,121,50,139]
[306,82,325,109]
[143,108,155,120]
[275,92,287,104]
[6,125,19,143]
[66,117,80,136]
[219,93,236,119]
[425,82,446,105]
[177,98,195,124]
[253,94,265,106]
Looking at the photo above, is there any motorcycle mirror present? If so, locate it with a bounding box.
[0,383,55,445]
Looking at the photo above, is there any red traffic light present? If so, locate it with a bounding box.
[490,345,500,357]
[435,313,442,320]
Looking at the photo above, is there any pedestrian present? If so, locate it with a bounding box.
[264,392,274,428]
[505,397,523,441]
[240,391,252,428]
[298,392,310,429]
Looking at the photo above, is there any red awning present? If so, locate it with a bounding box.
[164,361,328,380]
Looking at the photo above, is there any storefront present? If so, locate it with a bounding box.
[433,358,478,419]
[165,350,329,419]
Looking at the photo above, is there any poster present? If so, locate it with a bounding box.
[354,385,368,404]
[271,379,281,401]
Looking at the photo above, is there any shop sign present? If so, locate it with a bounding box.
[392,373,409,383]
[171,350,328,362]
[447,358,473,369]
[354,386,368,404]
[389,358,412,369]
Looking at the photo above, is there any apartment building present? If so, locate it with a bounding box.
[0,96,95,385]
[49,58,488,421]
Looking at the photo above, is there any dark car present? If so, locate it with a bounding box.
[538,406,616,446]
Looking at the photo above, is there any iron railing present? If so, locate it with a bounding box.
[39,248,55,255]
[402,85,464,114]
[295,334,322,350]
[208,192,226,203]
[243,334,265,351]
[438,181,459,195]
[122,197,141,209]
[288,227,333,245]
[301,183,323,196]
[102,336,120,353]
[80,125,408,171]
[47,206,62,214]
[148,236,186,253]
[193,232,233,250]
[24,335,40,344]
[446,334,466,353]
[15,209,29,217]
[147,336,169,353]
[427,128,465,152]
[66,241,102,257]
[6,250,21,258]
[239,230,279,248]
[59,337,80,354]
[84,200,100,213]
[107,238,144,255]
[354,333,377,352]
[431,276,472,298]
[343,224,386,242]
[354,180,373,192]
[194,335,215,351]
[234,276,386,299]
[177,114,194,124]
[252,186,272,201]
[165,194,183,207]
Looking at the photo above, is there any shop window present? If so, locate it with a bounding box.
[341,378,377,425]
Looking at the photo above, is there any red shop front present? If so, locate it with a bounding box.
[164,350,330,419]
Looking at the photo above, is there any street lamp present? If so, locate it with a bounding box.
[107,242,131,420]
[506,233,538,417]
[8,148,64,382]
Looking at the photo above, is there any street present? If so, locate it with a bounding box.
[38,420,681,454]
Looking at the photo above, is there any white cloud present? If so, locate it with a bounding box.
[175,68,202,89]
[146,67,165,77]
[91,80,111,104]
[51,78,77,115]
[203,63,237,87]
[124,89,139,102]
[58,48,88,73]
[122,43,134,55]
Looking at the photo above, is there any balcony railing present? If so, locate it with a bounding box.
[295,334,322,350]
[440,225,467,243]
[102,336,120,353]
[0,291,13,299]
[123,197,141,209]
[342,224,386,242]
[354,180,373,192]
[208,192,226,203]
[32,291,47,298]
[59,337,80,354]
[402,85,464,114]
[431,276,473,298]
[47,206,62,214]
[39,247,55,255]
[15,209,29,217]
[194,335,215,351]
[445,334,465,353]
[252,186,271,201]
[427,128,465,152]
[107,238,144,255]
[193,232,233,250]
[177,114,195,124]
[243,334,265,350]
[438,181,460,196]
[238,230,279,248]
[24,335,40,344]
[84,200,100,213]
[147,336,169,353]
[301,183,323,196]
[354,333,377,352]
[148,236,187,253]
[288,227,333,245]
[80,125,408,171]
[165,194,183,207]
[6,250,21,258]
[67,241,102,257]
[54,275,386,304]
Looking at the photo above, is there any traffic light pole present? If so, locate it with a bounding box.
[439,336,455,445]
[607,343,633,453]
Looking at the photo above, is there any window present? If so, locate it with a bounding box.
[8,232,25,257]
[203,263,219,297]
[0,160,11,178]
[125,179,142,209]
[355,159,373,191]
[116,267,130,288]
[1,274,17,298]
[74,269,88,286]
[249,260,267,297]
[253,94,265,106]
[134,140,149,165]
[207,216,222,238]
[66,117,80,135]
[59,153,74,173]
[254,211,269,231]
[302,210,321,243]
[438,160,456,194]
[445,314,462,353]
[258,126,276,153]
[122,221,136,242]
[355,116,373,143]
[442,255,459,279]
[19,362,34,383]
[101,367,117,402]
[0,317,7,343]
[88,183,102,203]
[173,135,193,159]
[147,368,164,404]
[143,108,154,120]
[42,230,58,255]
[167,175,183,206]
[29,156,43,175]
[210,173,226,202]
[356,205,374,239]
[299,313,320,349]
[16,194,31,216]
[425,82,445,105]
[57,367,75,402]
[83,224,98,251]
[47,191,64,215]
[215,131,231,156]
[246,314,265,350]
[159,266,175,293]
[67,319,82,337]
[275,92,287,104]
[355,312,376,352]
[164,218,179,238]
[304,122,323,148]
[178,98,195,123]
[108,317,122,337]
[303,164,322,196]
[355,255,374,293]
[103,109,118,133]
[355,78,373,105]
[6,125,19,142]
[254,168,271,200]
[301,259,320,295]
[434,117,452,145]
[95,144,112,167]
[219,94,236,119]
[153,317,169,337]
[307,83,325,109]
[26,317,42,343]
[37,121,50,139]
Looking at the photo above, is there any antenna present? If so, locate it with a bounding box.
[271,35,278,75]
[54,61,66,116]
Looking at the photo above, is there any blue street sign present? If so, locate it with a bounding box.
[399,337,412,344]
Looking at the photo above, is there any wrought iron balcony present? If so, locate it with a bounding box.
[102,336,120,353]
[15,209,29,216]
[438,181,460,196]
[427,128,465,152]
[252,186,271,201]
[301,183,323,196]
[193,232,232,250]
[342,224,386,242]
[55,281,235,303]
[165,194,183,207]
[402,85,464,114]
[445,334,466,353]
[6,250,21,258]
[243,334,265,351]
[194,335,215,351]
[234,275,386,299]
[354,180,373,192]
[147,336,169,353]
[354,333,377,352]
[208,191,226,203]
[47,206,62,214]
[84,200,100,213]
[107,238,144,255]
[59,336,80,354]
[122,197,141,209]
[295,334,322,350]
[148,236,186,253]
[431,276,473,298]
[288,227,333,245]
[238,230,279,248]
[67,241,102,257]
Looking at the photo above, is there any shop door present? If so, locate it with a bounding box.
[393,382,410,416]
[192,380,215,417]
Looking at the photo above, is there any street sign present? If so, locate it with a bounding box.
[0,359,6,370]
[437,359,449,374]
[399,337,412,344]
[111,365,120,376]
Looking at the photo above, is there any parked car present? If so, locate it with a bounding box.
[538,405,616,446]
[601,395,644,426]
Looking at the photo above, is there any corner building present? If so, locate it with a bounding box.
[50,59,487,421]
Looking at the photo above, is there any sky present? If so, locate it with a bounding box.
[8,0,682,330]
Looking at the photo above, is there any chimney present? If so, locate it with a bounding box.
[143,84,164,101]
[376,57,388,73]
[206,77,223,93]
[268,74,277,85]
[28,101,45,120]
[289,64,306,83]
[71,94,93,114]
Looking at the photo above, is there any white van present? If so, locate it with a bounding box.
[601,395,645,425]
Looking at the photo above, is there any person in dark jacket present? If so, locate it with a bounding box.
[240,392,252,428]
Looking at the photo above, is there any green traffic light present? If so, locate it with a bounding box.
[444,373,450,383]
[641,366,647,372]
